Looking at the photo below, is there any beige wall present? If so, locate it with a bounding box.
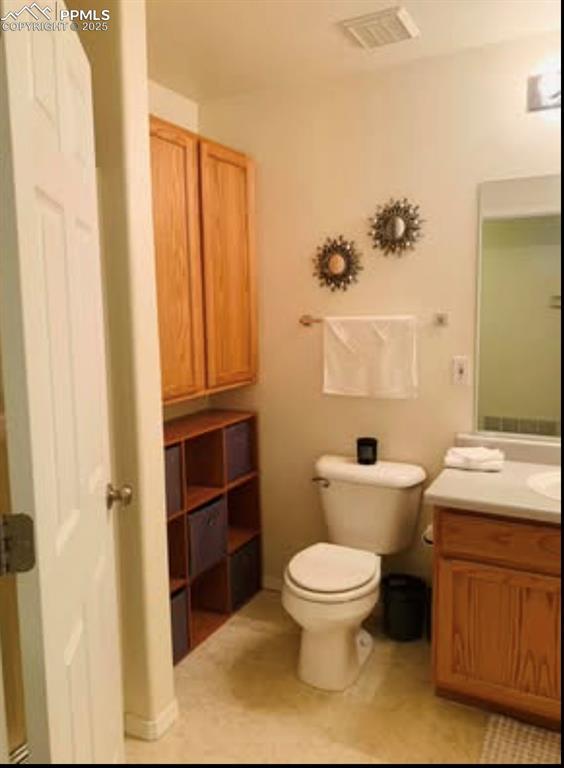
[201,32,561,584]
[148,80,199,132]
[479,215,561,428]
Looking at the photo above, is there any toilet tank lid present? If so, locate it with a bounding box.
[315,455,426,488]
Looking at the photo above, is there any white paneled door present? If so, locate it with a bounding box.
[0,1,124,763]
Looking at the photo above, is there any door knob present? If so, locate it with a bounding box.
[106,483,133,510]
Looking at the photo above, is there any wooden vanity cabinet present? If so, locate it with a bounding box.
[149,118,257,404]
[433,508,561,728]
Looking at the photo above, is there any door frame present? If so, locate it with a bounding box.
[0,645,27,763]
[0,642,8,764]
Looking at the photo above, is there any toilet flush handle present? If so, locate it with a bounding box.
[312,476,330,488]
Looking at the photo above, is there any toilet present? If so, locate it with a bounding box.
[282,454,426,691]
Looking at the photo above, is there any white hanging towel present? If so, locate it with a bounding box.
[323,315,418,398]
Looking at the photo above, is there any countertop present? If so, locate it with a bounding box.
[424,461,561,525]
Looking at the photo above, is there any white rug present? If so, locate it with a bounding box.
[480,715,561,764]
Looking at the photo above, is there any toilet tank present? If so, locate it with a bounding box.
[315,455,426,554]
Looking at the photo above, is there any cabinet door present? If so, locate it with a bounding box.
[150,117,206,402]
[434,558,561,724]
[200,140,257,390]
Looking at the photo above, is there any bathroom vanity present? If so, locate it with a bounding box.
[426,462,561,729]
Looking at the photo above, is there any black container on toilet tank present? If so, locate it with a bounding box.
[357,437,378,465]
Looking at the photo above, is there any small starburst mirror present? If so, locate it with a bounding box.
[369,198,423,256]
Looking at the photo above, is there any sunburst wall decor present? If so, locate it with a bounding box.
[313,235,363,292]
[369,198,424,256]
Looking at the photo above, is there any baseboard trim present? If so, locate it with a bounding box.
[124,698,179,741]
[262,575,283,592]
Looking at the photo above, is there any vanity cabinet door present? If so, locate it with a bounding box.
[200,140,257,391]
[150,117,206,403]
[434,557,561,725]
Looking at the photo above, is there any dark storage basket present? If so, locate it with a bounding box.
[382,573,427,642]
[225,421,254,482]
[165,444,183,517]
[170,589,189,664]
[229,538,261,611]
[188,497,227,579]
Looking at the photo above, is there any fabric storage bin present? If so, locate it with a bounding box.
[188,497,227,579]
[165,444,183,517]
[170,589,189,664]
[229,537,261,611]
[225,421,254,482]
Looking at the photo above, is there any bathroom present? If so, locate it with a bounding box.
[0,0,561,764]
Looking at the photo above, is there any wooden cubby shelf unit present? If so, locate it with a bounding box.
[163,409,262,663]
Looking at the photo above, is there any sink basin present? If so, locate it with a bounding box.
[527,471,561,502]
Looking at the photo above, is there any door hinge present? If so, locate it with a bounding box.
[0,514,35,577]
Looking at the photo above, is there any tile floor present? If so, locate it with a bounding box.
[126,590,488,764]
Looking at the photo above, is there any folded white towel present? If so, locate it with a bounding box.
[323,315,418,399]
[449,447,505,462]
[445,456,504,472]
[444,446,505,472]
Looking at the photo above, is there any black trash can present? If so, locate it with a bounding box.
[426,585,433,641]
[382,573,427,642]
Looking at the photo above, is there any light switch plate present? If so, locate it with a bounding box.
[452,356,470,385]
[527,71,561,112]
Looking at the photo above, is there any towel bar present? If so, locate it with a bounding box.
[299,314,323,327]
[299,313,449,327]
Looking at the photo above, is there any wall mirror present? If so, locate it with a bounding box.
[477,174,561,438]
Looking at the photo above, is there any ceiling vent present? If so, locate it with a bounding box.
[340,6,420,50]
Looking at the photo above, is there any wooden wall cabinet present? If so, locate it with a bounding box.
[150,117,205,402]
[200,141,257,390]
[433,508,561,729]
[150,118,257,404]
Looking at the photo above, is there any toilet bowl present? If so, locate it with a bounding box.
[282,543,380,691]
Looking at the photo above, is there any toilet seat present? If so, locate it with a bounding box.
[285,543,381,604]
[284,570,380,604]
[289,543,378,592]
